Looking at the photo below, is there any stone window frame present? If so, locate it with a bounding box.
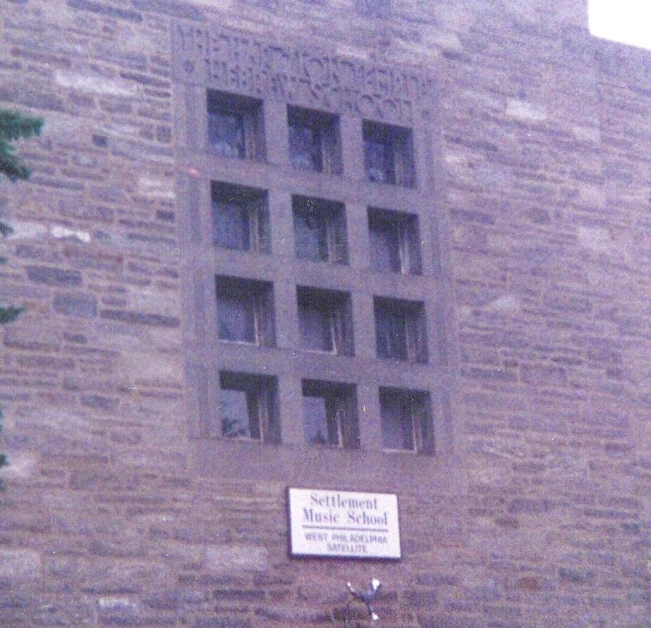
[174,21,459,492]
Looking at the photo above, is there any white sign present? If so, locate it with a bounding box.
[288,488,401,559]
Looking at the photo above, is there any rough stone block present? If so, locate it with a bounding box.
[53,291,98,317]
[403,589,438,608]
[507,498,554,514]
[66,0,142,22]
[0,450,38,480]
[80,394,119,412]
[0,550,41,580]
[193,618,251,628]
[99,309,180,327]
[204,546,268,574]
[26,265,82,287]
[3,326,61,352]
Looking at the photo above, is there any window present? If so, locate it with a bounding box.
[368,208,422,275]
[207,90,265,160]
[288,106,341,174]
[297,287,353,356]
[211,182,270,252]
[363,120,415,187]
[302,380,359,449]
[379,387,433,453]
[220,371,279,442]
[292,195,348,264]
[215,276,275,346]
[374,297,427,363]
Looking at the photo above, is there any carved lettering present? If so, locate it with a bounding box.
[172,21,433,125]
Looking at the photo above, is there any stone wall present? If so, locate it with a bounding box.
[1,0,651,626]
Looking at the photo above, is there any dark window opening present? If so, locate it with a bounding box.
[288,106,341,174]
[211,182,270,252]
[207,90,265,161]
[374,297,427,363]
[297,287,353,356]
[368,207,421,274]
[380,387,433,453]
[302,380,359,449]
[363,120,415,187]
[292,195,348,264]
[220,371,279,443]
[216,276,275,346]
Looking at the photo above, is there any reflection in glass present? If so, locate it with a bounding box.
[294,202,329,262]
[364,138,394,184]
[299,301,333,352]
[217,288,256,343]
[380,393,415,451]
[370,219,401,272]
[221,388,252,438]
[303,395,330,445]
[375,306,408,361]
[208,111,245,158]
[212,199,250,250]
[289,124,323,171]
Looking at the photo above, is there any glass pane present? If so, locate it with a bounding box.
[294,205,329,262]
[218,290,256,342]
[381,394,414,450]
[209,111,245,158]
[303,396,329,445]
[289,124,322,171]
[299,301,333,352]
[212,199,250,250]
[364,138,394,184]
[376,306,407,360]
[221,388,253,438]
[370,220,401,272]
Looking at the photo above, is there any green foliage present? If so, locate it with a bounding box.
[0,306,23,325]
[0,110,43,183]
[0,109,43,486]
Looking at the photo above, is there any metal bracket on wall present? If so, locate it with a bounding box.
[344,579,382,627]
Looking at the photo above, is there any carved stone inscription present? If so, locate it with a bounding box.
[172,22,433,125]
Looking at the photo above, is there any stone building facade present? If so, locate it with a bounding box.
[1,0,651,626]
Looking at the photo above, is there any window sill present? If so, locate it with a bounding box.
[190,438,459,496]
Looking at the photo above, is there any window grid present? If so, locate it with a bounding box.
[185,85,441,457]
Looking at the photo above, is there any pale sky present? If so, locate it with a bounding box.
[589,0,651,50]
